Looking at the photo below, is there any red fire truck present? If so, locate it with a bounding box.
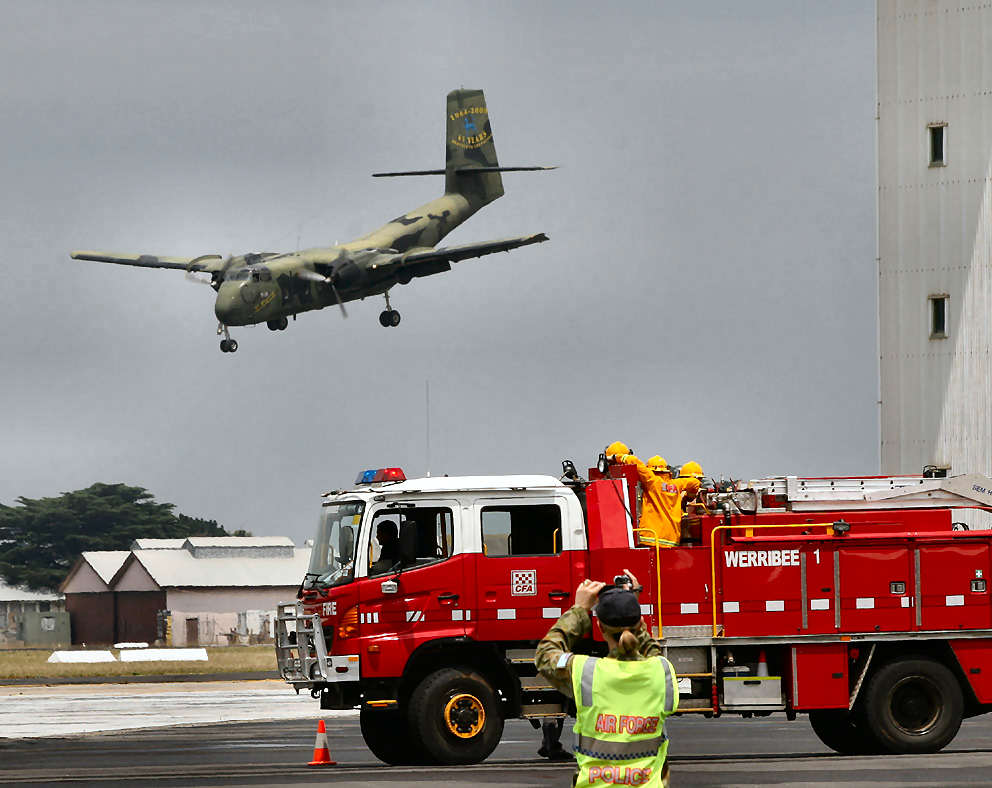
[276,463,992,765]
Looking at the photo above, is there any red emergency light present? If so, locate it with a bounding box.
[355,467,406,485]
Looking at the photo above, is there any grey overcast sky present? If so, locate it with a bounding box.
[1,1,877,545]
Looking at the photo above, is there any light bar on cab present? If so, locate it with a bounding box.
[355,467,406,485]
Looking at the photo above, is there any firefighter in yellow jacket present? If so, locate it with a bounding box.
[536,572,679,787]
[605,442,700,548]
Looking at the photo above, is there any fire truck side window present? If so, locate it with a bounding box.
[481,504,562,557]
[368,507,454,576]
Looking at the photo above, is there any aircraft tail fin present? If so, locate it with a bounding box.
[444,88,504,208]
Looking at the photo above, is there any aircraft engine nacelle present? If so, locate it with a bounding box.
[332,259,366,290]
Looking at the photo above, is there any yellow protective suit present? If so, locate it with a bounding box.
[617,454,700,547]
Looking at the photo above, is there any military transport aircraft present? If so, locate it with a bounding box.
[72,89,552,352]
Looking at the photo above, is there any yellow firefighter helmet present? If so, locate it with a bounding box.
[605,441,630,458]
[679,460,704,478]
[647,456,670,474]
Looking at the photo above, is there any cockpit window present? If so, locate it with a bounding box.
[306,501,364,589]
[229,269,250,281]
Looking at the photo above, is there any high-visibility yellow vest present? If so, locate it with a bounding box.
[569,654,679,787]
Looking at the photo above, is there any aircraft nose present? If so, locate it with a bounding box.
[214,286,243,324]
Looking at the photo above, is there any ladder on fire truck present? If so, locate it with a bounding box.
[742,472,992,513]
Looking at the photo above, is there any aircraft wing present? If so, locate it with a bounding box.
[70,251,225,272]
[375,233,548,274]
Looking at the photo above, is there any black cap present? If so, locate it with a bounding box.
[595,588,641,628]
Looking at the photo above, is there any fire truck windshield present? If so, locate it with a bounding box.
[306,501,365,589]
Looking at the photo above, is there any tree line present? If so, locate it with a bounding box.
[0,483,248,591]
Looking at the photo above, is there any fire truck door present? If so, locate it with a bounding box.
[837,546,913,633]
[356,501,466,671]
[801,545,838,633]
[472,497,574,641]
[917,542,991,631]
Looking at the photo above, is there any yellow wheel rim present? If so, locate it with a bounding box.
[444,693,485,738]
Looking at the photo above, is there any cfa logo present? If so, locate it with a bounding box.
[322,602,337,616]
[511,570,537,596]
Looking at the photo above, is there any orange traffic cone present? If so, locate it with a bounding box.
[308,719,336,766]
[757,650,769,677]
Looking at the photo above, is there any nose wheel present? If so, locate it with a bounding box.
[217,323,238,353]
[379,292,401,327]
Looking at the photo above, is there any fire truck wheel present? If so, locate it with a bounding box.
[807,709,883,755]
[409,667,504,765]
[360,708,427,765]
[862,657,964,754]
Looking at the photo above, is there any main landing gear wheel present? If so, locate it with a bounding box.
[379,291,401,327]
[408,667,503,765]
[219,339,238,353]
[379,309,401,327]
[266,317,288,331]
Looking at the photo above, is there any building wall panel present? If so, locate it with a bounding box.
[878,1,992,499]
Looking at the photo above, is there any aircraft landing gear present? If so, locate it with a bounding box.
[266,317,288,331]
[379,292,401,327]
[217,323,238,353]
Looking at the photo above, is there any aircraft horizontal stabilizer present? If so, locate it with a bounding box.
[371,166,556,177]
[70,251,223,272]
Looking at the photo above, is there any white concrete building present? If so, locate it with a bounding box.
[111,537,310,646]
[878,1,992,493]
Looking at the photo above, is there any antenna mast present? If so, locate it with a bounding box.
[425,380,431,478]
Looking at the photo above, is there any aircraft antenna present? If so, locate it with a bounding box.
[425,379,431,478]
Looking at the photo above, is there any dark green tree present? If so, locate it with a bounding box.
[0,483,233,591]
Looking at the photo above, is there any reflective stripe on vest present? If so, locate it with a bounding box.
[659,656,675,714]
[575,733,667,761]
[580,656,599,707]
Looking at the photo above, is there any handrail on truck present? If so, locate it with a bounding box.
[708,522,838,638]
[633,527,663,639]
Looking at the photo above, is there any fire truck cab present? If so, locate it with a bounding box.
[277,464,992,765]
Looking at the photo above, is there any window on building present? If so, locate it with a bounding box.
[928,124,947,167]
[929,294,949,339]
[481,504,562,557]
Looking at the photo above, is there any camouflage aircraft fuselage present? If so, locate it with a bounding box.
[213,191,479,327]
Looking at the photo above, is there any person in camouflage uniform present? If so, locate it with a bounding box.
[536,571,672,786]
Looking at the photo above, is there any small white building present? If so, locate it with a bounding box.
[110,537,310,646]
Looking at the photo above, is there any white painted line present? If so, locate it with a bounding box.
[722,601,740,613]
[680,603,699,615]
[765,600,785,612]
[856,597,875,609]
[810,599,830,611]
[497,609,516,620]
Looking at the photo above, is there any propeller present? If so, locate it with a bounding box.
[296,268,348,318]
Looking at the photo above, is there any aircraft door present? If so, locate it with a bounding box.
[472,497,574,641]
[356,500,466,676]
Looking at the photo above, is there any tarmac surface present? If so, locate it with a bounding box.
[3,681,992,786]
